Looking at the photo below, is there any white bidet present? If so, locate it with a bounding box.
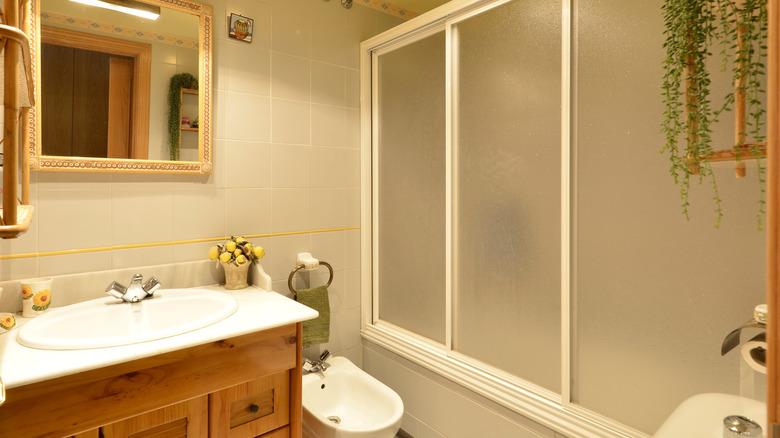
[302,356,404,438]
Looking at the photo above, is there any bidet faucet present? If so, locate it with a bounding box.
[303,350,332,374]
[105,274,161,303]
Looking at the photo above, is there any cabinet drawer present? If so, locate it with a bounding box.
[210,370,291,437]
[261,426,290,438]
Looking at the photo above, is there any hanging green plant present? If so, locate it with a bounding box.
[661,0,767,228]
[661,0,721,225]
[715,0,768,227]
[168,73,198,161]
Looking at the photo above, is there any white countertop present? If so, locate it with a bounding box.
[0,285,318,389]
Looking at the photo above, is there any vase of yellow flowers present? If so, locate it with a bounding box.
[209,236,266,290]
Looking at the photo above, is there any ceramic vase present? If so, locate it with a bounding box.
[222,262,250,290]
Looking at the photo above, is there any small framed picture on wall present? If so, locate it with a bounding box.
[228,13,254,43]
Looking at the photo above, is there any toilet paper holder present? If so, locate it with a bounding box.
[721,319,765,356]
[721,304,767,372]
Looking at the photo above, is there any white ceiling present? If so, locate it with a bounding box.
[390,0,452,14]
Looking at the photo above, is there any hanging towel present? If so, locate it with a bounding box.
[297,285,330,348]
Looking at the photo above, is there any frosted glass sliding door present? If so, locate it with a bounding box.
[376,32,447,343]
[572,0,766,432]
[452,0,562,392]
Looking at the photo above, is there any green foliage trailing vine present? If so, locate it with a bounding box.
[661,0,767,228]
[168,73,198,161]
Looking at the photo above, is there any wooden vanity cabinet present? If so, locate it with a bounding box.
[0,323,304,438]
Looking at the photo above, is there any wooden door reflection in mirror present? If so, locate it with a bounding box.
[41,26,151,159]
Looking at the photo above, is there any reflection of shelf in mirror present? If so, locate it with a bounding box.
[702,143,766,162]
[181,127,199,132]
[181,88,198,96]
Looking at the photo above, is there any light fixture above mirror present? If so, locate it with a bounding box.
[69,0,160,20]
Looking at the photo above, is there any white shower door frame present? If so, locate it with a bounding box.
[360,1,646,437]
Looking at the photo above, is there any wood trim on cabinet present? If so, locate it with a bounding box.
[41,25,150,160]
[769,0,780,430]
[0,325,297,438]
[290,322,303,438]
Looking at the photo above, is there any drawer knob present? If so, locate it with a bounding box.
[249,403,260,413]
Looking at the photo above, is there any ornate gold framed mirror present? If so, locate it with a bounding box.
[28,0,213,174]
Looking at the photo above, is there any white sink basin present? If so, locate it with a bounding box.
[17,288,238,350]
[654,393,766,438]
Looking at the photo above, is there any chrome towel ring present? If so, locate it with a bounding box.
[288,261,334,300]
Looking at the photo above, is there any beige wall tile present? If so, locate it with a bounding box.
[345,108,361,149]
[271,188,310,232]
[171,189,226,240]
[311,104,347,147]
[111,188,174,245]
[309,147,356,188]
[38,189,111,252]
[311,61,346,106]
[224,43,271,95]
[342,267,360,309]
[226,188,272,235]
[271,52,311,101]
[311,231,345,272]
[309,188,348,229]
[260,233,311,280]
[224,91,271,142]
[271,144,310,188]
[272,98,311,144]
[345,68,360,108]
[224,141,271,188]
[270,0,311,58]
[112,247,175,269]
[0,259,38,286]
[344,229,360,270]
[39,252,111,277]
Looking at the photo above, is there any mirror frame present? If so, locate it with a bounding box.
[27,0,213,174]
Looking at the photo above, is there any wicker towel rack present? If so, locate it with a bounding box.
[0,0,35,239]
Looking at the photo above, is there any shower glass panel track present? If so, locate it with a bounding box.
[360,0,766,436]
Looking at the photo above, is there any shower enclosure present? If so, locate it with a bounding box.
[361,0,767,436]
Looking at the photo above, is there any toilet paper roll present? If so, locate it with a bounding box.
[740,340,767,375]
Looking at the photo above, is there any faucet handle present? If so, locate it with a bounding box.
[142,276,161,296]
[105,281,127,300]
[319,350,331,362]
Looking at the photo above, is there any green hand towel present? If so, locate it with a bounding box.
[297,285,330,348]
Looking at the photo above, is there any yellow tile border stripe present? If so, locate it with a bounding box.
[0,227,359,261]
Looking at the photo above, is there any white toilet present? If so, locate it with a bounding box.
[302,356,404,438]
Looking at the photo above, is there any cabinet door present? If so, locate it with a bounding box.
[101,396,207,438]
[209,370,290,437]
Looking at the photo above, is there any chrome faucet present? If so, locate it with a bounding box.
[105,274,161,303]
[303,350,332,374]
